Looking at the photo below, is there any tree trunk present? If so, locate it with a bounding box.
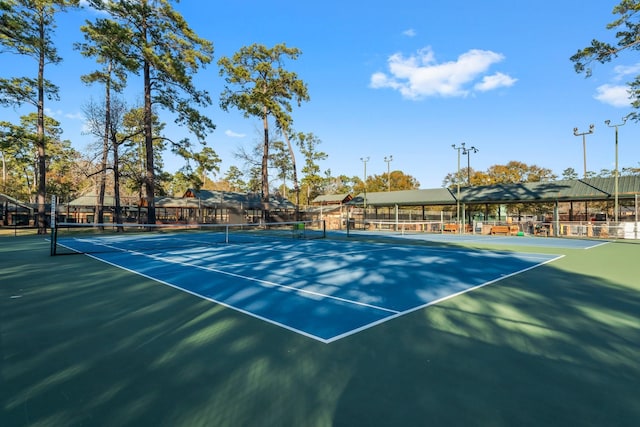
[113,136,123,231]
[142,26,155,225]
[36,15,47,234]
[97,66,112,229]
[261,111,269,221]
[281,129,300,220]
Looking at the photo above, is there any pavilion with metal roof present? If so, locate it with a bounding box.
[344,176,640,225]
[349,176,640,207]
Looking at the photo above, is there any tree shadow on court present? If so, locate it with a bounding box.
[1,236,639,426]
[329,242,640,427]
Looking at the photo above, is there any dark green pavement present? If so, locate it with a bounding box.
[1,235,639,426]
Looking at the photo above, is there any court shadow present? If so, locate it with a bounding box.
[329,243,640,426]
[1,236,639,426]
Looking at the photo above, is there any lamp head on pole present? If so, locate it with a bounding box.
[605,115,629,128]
[573,124,594,136]
[463,146,478,155]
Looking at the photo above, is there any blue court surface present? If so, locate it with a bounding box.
[60,236,562,343]
[342,230,607,249]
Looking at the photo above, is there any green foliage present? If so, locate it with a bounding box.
[0,0,78,106]
[445,161,556,188]
[353,170,420,194]
[117,107,166,196]
[269,139,293,192]
[0,0,79,232]
[562,167,579,180]
[84,0,214,223]
[0,114,83,201]
[322,174,354,195]
[219,43,310,205]
[570,1,640,112]
[84,0,215,135]
[218,43,309,120]
[221,166,247,192]
[175,146,221,190]
[296,132,327,201]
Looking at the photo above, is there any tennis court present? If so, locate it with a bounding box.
[346,228,608,249]
[55,230,560,342]
[3,229,639,426]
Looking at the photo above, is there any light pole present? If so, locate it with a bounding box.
[573,124,595,221]
[604,115,629,223]
[384,155,393,192]
[573,124,595,178]
[462,145,478,185]
[452,143,465,225]
[360,156,369,212]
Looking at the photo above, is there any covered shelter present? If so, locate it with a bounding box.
[0,193,34,226]
[346,176,640,237]
[170,189,297,223]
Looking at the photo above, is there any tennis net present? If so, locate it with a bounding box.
[51,220,326,255]
[364,220,445,234]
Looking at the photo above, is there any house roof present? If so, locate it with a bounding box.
[65,194,139,207]
[183,189,296,210]
[312,194,353,204]
[0,193,33,212]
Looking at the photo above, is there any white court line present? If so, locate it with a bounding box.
[100,245,400,315]
[158,242,392,269]
[65,237,565,344]
[324,253,566,343]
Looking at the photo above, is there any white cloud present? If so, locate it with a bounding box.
[612,63,640,81]
[402,28,416,37]
[79,0,109,15]
[594,84,632,107]
[65,112,85,120]
[370,47,515,99]
[44,108,62,118]
[225,129,246,138]
[474,72,517,92]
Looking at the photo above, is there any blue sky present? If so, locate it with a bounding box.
[2,0,640,189]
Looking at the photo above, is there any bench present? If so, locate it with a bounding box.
[443,223,459,233]
[490,225,519,235]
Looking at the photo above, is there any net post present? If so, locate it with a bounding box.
[346,210,351,237]
[50,195,57,256]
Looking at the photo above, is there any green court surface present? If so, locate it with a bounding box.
[1,234,639,426]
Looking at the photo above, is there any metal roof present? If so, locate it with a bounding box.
[347,176,640,207]
[0,193,33,212]
[350,188,455,207]
[60,177,640,211]
[183,189,296,210]
[312,193,352,204]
